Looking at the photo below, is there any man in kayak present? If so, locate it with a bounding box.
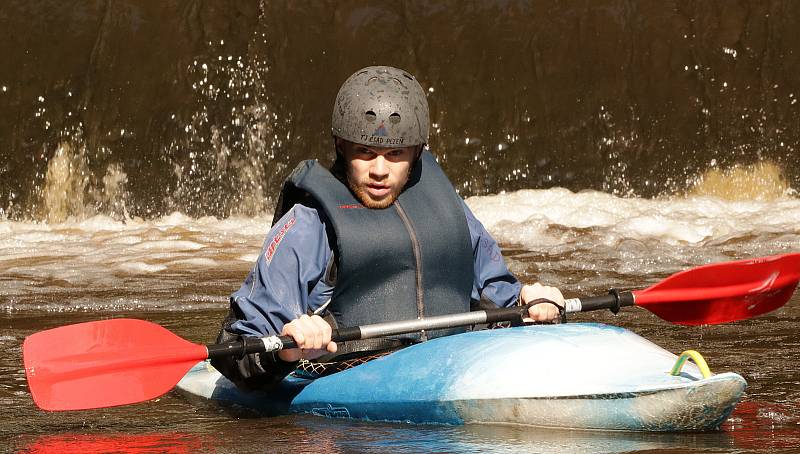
[212,66,564,389]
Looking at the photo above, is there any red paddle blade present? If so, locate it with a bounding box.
[633,253,800,325]
[23,318,208,411]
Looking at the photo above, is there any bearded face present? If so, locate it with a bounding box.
[337,139,418,209]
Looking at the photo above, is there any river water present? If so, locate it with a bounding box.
[3,188,800,453]
[2,0,800,452]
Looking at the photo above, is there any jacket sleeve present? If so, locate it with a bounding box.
[462,200,522,309]
[210,204,334,390]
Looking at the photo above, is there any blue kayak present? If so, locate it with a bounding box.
[176,323,746,431]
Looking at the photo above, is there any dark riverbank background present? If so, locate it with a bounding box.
[1,0,798,221]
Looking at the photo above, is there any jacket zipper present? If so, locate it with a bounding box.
[394,200,426,341]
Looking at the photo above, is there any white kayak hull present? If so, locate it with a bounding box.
[177,323,746,431]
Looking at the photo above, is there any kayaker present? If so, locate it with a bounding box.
[212,66,565,389]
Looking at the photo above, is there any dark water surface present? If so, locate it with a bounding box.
[3,251,800,453]
[2,1,800,220]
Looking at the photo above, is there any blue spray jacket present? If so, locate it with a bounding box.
[228,200,521,339]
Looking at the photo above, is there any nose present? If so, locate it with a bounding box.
[370,155,389,179]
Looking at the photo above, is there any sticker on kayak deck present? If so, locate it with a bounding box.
[265,216,297,263]
[311,404,351,419]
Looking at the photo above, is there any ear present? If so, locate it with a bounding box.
[334,137,345,156]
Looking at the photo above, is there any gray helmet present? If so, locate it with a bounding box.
[332,66,429,147]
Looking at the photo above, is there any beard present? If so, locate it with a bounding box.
[346,174,404,209]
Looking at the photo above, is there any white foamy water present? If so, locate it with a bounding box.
[465,189,800,292]
[467,188,800,247]
[2,188,799,312]
[0,214,272,312]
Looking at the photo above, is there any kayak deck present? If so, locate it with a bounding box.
[176,323,746,431]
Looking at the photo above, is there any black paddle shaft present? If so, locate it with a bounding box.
[566,290,635,314]
[205,303,536,359]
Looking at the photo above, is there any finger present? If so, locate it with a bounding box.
[527,305,544,321]
[533,287,564,309]
[528,303,557,321]
[523,283,543,301]
[283,321,306,347]
[310,316,327,350]
[309,324,323,351]
[291,327,306,349]
[278,322,303,362]
[547,287,565,306]
[521,282,555,304]
[317,315,333,342]
[310,315,331,349]
[547,287,563,304]
[327,341,338,353]
[288,317,307,349]
[296,314,321,350]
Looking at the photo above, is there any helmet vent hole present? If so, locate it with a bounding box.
[389,113,401,124]
[402,73,413,81]
[365,111,377,122]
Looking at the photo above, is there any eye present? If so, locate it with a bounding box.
[353,147,373,157]
[365,111,377,122]
[389,113,401,124]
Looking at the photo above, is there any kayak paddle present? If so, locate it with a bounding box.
[563,252,800,325]
[23,252,800,411]
[23,307,534,412]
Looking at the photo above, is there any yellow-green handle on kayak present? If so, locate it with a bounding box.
[670,350,713,379]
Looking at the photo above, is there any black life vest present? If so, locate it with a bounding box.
[273,151,473,342]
